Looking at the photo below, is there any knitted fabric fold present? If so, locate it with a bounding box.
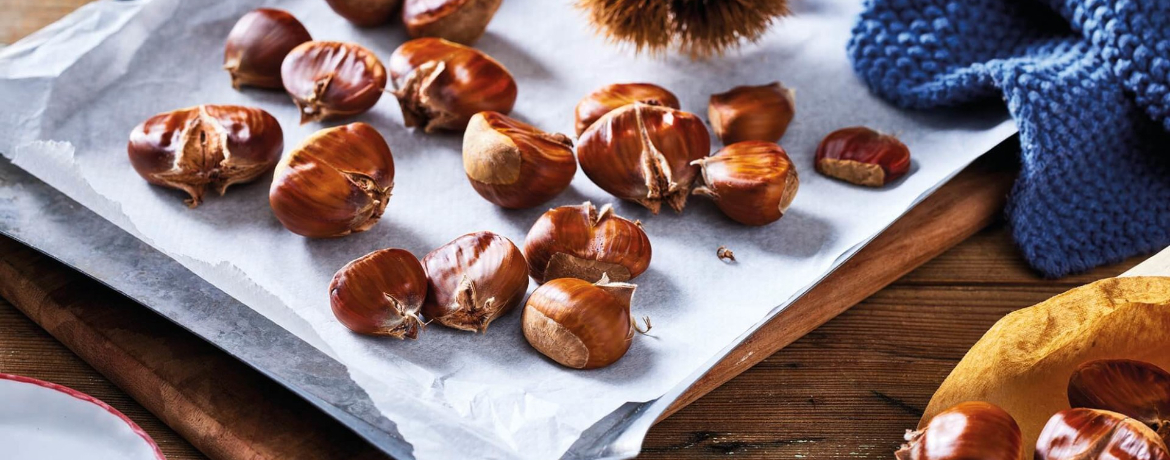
[848,0,1170,277]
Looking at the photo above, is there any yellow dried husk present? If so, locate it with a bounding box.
[923,276,1170,459]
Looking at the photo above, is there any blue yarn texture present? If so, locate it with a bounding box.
[848,0,1170,277]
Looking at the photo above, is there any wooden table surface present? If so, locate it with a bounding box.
[0,4,1148,459]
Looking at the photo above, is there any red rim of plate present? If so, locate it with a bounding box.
[0,373,165,460]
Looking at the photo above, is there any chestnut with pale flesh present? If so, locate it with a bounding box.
[522,276,646,369]
[281,41,387,124]
[403,0,502,45]
[896,401,1023,460]
[815,126,910,187]
[223,8,311,89]
[128,105,283,208]
[463,111,576,209]
[523,202,651,284]
[422,232,529,332]
[691,141,799,226]
[389,38,517,132]
[330,248,427,339]
[573,83,680,136]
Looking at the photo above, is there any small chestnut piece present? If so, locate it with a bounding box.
[403,0,503,45]
[270,123,394,238]
[324,0,401,27]
[421,231,529,332]
[523,202,651,284]
[1069,359,1170,443]
[128,105,282,207]
[814,126,911,187]
[281,41,387,124]
[330,248,427,339]
[522,276,639,369]
[577,102,710,213]
[223,8,311,90]
[691,141,799,226]
[463,111,576,208]
[895,401,1022,460]
[708,82,796,145]
[1035,408,1170,460]
[573,83,680,136]
[389,38,517,132]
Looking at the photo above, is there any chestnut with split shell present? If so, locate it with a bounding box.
[1068,359,1170,443]
[1035,408,1170,460]
[128,104,283,208]
[708,82,796,145]
[691,141,800,226]
[403,0,503,45]
[281,41,387,124]
[269,123,394,238]
[325,0,401,27]
[522,276,646,369]
[422,231,529,332]
[330,248,427,339]
[577,102,710,214]
[463,111,576,209]
[223,8,311,89]
[523,202,651,284]
[896,401,1023,460]
[573,83,680,136]
[389,38,517,132]
[814,126,910,187]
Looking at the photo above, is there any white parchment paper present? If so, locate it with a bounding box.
[0,0,1016,458]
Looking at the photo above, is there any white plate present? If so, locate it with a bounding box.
[0,373,164,460]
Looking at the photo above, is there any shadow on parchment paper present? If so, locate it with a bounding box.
[477,30,554,82]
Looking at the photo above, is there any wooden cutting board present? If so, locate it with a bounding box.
[0,149,1015,459]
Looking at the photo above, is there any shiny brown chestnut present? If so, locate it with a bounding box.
[523,202,651,284]
[388,38,517,132]
[223,8,311,89]
[1069,359,1170,443]
[324,0,401,27]
[403,0,502,45]
[708,82,796,145]
[522,276,642,369]
[691,141,799,226]
[281,41,387,124]
[1035,408,1170,460]
[269,123,394,238]
[128,105,282,208]
[463,111,576,209]
[815,126,910,187]
[573,83,680,136]
[421,231,528,332]
[330,248,427,339]
[895,401,1022,460]
[577,102,710,214]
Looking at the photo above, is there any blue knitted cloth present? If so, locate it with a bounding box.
[848,0,1170,277]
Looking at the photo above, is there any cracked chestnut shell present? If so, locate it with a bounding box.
[523,202,651,284]
[692,141,799,226]
[1036,408,1170,460]
[330,248,426,339]
[223,8,311,89]
[281,41,387,124]
[577,102,710,214]
[522,276,637,369]
[422,231,528,332]
[708,82,796,145]
[403,0,502,45]
[269,123,394,238]
[896,401,1022,460]
[573,83,680,136]
[324,0,401,27]
[815,126,910,187]
[1069,359,1170,443]
[389,38,517,132]
[463,111,576,209]
[128,105,283,208]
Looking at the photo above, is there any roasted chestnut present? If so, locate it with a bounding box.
[223,8,311,89]
[815,126,910,187]
[523,202,651,284]
[389,37,517,132]
[896,401,1022,460]
[691,141,799,226]
[576,102,710,214]
[1035,408,1170,460]
[463,111,576,208]
[269,123,394,238]
[522,276,642,369]
[281,41,387,124]
[421,231,528,332]
[403,0,502,45]
[324,0,401,27]
[573,82,680,136]
[708,82,796,145]
[128,105,283,207]
[330,248,427,339]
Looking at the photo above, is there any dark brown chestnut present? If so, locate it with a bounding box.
[1035,408,1169,460]
[324,0,401,27]
[522,202,651,284]
[388,38,517,132]
[223,8,311,89]
[402,0,502,45]
[573,83,680,136]
[330,248,427,339]
[281,41,387,124]
[691,141,799,226]
[462,111,576,209]
[421,231,528,332]
[896,401,1022,460]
